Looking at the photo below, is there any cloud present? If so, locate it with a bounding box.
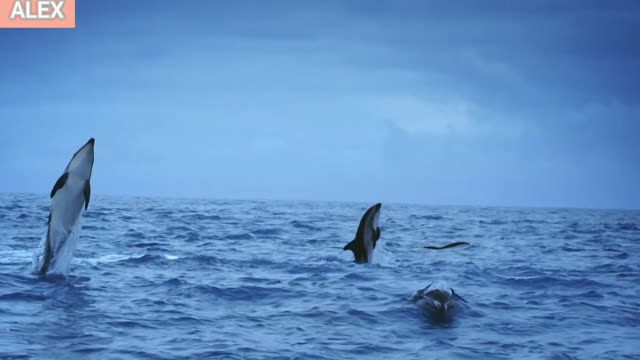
[1,1,638,208]
[374,95,524,138]
[377,96,475,135]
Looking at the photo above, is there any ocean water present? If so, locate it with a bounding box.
[0,193,639,360]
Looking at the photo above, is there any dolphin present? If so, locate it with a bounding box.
[37,138,95,275]
[424,241,470,250]
[343,203,381,263]
[410,284,464,315]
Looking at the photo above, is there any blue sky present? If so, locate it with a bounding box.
[1,0,639,209]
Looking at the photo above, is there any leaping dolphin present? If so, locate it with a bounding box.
[37,138,95,275]
[343,203,381,263]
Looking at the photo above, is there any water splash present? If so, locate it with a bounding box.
[32,216,84,276]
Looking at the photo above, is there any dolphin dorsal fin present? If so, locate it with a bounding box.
[451,288,466,302]
[344,239,357,252]
[50,172,69,198]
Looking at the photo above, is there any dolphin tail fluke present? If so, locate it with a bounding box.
[424,241,470,250]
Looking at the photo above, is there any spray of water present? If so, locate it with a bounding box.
[32,216,84,276]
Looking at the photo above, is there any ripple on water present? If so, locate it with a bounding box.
[289,220,320,231]
[225,232,255,240]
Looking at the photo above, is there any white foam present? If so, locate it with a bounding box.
[429,279,451,291]
[0,250,33,264]
[80,253,145,266]
[45,219,83,276]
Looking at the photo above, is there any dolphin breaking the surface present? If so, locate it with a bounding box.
[343,203,381,263]
[37,138,95,275]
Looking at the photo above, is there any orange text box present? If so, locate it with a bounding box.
[0,0,75,28]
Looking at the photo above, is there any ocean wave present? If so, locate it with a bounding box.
[0,292,47,301]
[179,214,223,222]
[409,214,445,221]
[289,220,320,231]
[0,193,638,359]
[616,222,639,231]
[479,219,508,225]
[225,232,255,240]
[192,284,298,301]
[251,228,283,237]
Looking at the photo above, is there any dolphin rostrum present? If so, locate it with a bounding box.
[38,138,95,275]
[343,203,381,263]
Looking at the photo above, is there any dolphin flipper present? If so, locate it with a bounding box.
[83,180,91,210]
[373,227,381,248]
[50,172,69,198]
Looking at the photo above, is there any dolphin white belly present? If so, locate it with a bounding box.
[47,177,85,255]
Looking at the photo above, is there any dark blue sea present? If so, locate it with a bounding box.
[1,193,639,359]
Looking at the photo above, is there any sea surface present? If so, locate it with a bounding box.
[1,193,639,360]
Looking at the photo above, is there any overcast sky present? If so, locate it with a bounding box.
[1,0,638,209]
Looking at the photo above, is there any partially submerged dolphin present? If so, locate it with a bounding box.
[411,284,464,316]
[343,203,381,263]
[37,138,95,275]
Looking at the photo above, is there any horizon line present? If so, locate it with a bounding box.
[2,191,638,212]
